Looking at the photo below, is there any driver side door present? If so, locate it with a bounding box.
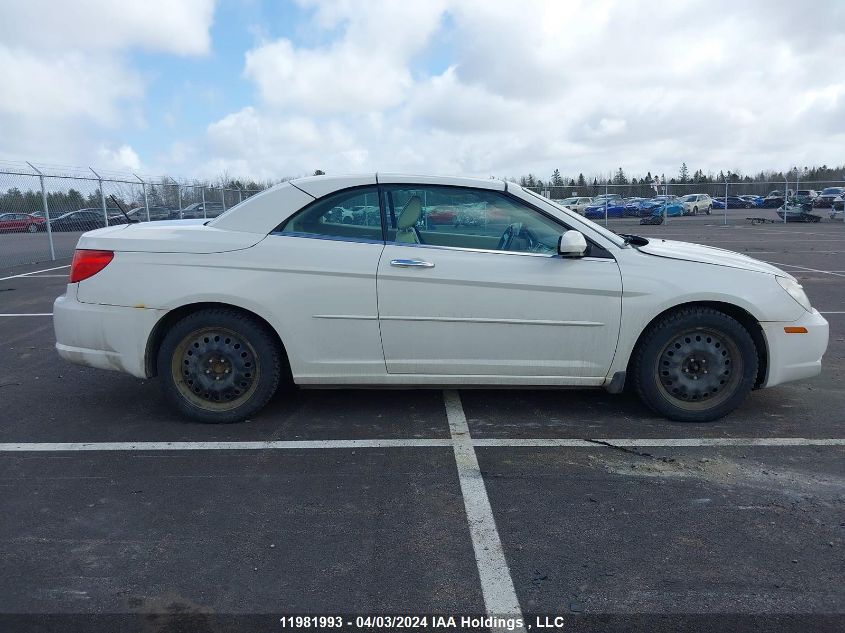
[376,184,623,379]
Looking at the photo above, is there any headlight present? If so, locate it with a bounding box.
[776,276,812,312]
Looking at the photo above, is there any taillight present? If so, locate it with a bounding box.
[69,249,114,283]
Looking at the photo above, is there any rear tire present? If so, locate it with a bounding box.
[632,307,758,422]
[27,223,38,233]
[157,308,282,423]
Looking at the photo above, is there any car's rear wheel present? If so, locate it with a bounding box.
[633,307,758,422]
[157,308,282,423]
[27,223,38,233]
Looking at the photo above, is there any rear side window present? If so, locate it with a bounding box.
[277,187,382,242]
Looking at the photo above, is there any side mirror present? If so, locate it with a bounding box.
[558,230,587,257]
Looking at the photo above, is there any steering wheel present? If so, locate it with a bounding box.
[497,222,542,252]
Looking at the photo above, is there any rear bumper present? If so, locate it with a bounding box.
[53,290,164,378]
[761,309,829,388]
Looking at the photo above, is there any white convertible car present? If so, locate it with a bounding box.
[54,174,828,423]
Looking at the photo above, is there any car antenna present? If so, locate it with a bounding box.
[109,195,139,224]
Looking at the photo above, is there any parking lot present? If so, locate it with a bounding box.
[1,216,843,632]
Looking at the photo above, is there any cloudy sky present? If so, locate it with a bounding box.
[0,0,843,182]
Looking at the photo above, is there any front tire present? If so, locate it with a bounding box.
[157,308,282,423]
[632,307,758,422]
[27,223,38,233]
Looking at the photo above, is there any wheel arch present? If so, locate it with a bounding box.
[144,301,291,381]
[626,300,768,389]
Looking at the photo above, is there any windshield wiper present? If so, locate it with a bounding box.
[617,233,650,246]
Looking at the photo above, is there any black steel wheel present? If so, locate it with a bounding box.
[158,308,282,423]
[633,307,758,422]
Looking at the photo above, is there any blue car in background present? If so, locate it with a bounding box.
[649,200,685,217]
[738,195,765,207]
[584,199,627,218]
[633,197,682,217]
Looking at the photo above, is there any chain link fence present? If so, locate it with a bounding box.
[0,163,265,269]
[526,180,845,228]
[2,161,844,271]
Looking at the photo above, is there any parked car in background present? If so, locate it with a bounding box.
[813,188,843,208]
[584,199,627,218]
[712,196,752,209]
[678,194,713,215]
[621,198,647,217]
[424,205,458,224]
[764,190,793,208]
[49,208,117,232]
[738,195,765,207]
[793,190,818,205]
[179,202,226,219]
[650,199,686,217]
[0,212,46,233]
[109,206,176,224]
[557,196,593,214]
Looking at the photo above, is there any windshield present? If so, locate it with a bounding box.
[518,186,626,247]
[822,188,843,195]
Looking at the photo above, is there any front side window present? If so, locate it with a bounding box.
[382,185,563,255]
[277,186,382,242]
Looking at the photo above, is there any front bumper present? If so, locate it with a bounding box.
[53,290,165,378]
[761,308,829,388]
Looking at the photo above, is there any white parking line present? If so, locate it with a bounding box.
[1,437,843,452]
[0,439,453,452]
[0,313,53,317]
[0,265,69,282]
[473,437,845,447]
[444,390,526,631]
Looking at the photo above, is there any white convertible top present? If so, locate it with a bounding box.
[209,174,507,235]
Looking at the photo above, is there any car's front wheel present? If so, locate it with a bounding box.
[157,308,282,423]
[632,307,758,422]
[27,223,38,233]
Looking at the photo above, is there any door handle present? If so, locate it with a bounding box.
[390,259,435,268]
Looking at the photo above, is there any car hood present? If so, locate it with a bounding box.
[76,220,264,254]
[637,239,793,277]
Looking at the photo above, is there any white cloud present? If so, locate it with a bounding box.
[0,0,214,56]
[0,0,215,167]
[243,0,448,114]
[203,0,845,181]
[96,144,142,172]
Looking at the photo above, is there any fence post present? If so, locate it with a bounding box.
[27,162,55,261]
[177,185,183,219]
[135,174,150,222]
[90,167,108,227]
[784,177,788,224]
[604,182,608,227]
[220,187,227,213]
[201,188,207,219]
[724,179,729,226]
[237,187,243,204]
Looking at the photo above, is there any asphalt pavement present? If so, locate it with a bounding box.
[0,218,843,632]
